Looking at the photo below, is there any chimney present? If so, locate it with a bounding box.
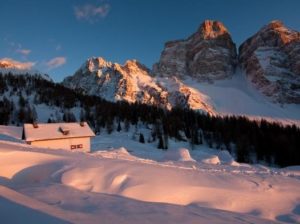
[33,122,38,128]
[59,126,70,135]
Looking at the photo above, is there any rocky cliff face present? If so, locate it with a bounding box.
[153,20,237,82]
[239,20,300,103]
[62,57,215,114]
[63,20,300,110]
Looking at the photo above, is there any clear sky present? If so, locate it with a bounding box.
[1,0,300,82]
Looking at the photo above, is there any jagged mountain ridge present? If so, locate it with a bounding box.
[60,20,300,120]
[62,20,239,114]
[153,20,237,82]
[63,57,215,114]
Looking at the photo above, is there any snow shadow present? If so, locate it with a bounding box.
[0,162,66,189]
[276,204,300,223]
[0,134,23,143]
[0,196,70,224]
[293,204,300,215]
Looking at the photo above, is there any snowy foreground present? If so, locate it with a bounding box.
[0,126,300,223]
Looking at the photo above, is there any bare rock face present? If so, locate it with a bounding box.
[153,20,237,82]
[63,57,163,105]
[62,57,215,114]
[239,20,300,103]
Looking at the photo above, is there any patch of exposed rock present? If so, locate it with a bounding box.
[239,20,300,103]
[153,20,237,82]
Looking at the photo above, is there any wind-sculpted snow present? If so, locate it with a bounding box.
[0,126,299,223]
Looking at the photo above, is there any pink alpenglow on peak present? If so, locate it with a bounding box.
[63,57,215,114]
[0,58,35,71]
[153,20,237,82]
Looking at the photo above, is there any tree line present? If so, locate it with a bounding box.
[0,72,299,167]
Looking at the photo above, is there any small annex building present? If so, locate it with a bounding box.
[23,122,95,152]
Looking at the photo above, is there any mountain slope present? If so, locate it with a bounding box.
[61,59,300,125]
[61,20,300,125]
[62,57,215,113]
[239,20,300,103]
[182,70,300,125]
[3,20,300,124]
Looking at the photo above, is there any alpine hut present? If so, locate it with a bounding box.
[23,122,95,152]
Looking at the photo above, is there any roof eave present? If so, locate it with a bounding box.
[26,135,95,142]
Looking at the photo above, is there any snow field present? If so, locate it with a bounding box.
[0,125,299,223]
[183,70,300,126]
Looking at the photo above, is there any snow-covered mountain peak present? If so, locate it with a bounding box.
[82,57,113,73]
[194,20,229,39]
[0,58,52,82]
[239,20,300,104]
[78,57,150,78]
[62,19,300,117]
[266,20,284,28]
[62,57,215,113]
[0,58,36,72]
[123,59,151,76]
[153,20,237,82]
[258,20,299,45]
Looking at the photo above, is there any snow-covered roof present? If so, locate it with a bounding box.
[23,122,95,142]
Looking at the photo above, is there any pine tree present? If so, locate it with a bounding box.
[117,121,122,132]
[139,133,145,143]
[18,108,25,123]
[80,109,85,122]
[124,119,130,132]
[199,131,203,145]
[157,135,164,149]
[106,116,114,134]
[163,133,168,150]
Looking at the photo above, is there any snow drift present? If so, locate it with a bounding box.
[162,148,196,162]
[0,126,299,223]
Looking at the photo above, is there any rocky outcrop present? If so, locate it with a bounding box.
[63,20,300,112]
[153,20,237,82]
[62,57,215,114]
[239,20,300,103]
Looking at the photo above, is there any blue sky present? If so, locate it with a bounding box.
[1,0,300,81]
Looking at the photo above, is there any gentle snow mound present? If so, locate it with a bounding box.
[201,155,221,165]
[0,125,23,142]
[115,147,130,155]
[282,166,300,177]
[163,148,195,162]
[192,150,221,165]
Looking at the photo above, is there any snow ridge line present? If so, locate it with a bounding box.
[91,151,300,179]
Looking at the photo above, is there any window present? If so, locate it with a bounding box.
[70,144,83,150]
